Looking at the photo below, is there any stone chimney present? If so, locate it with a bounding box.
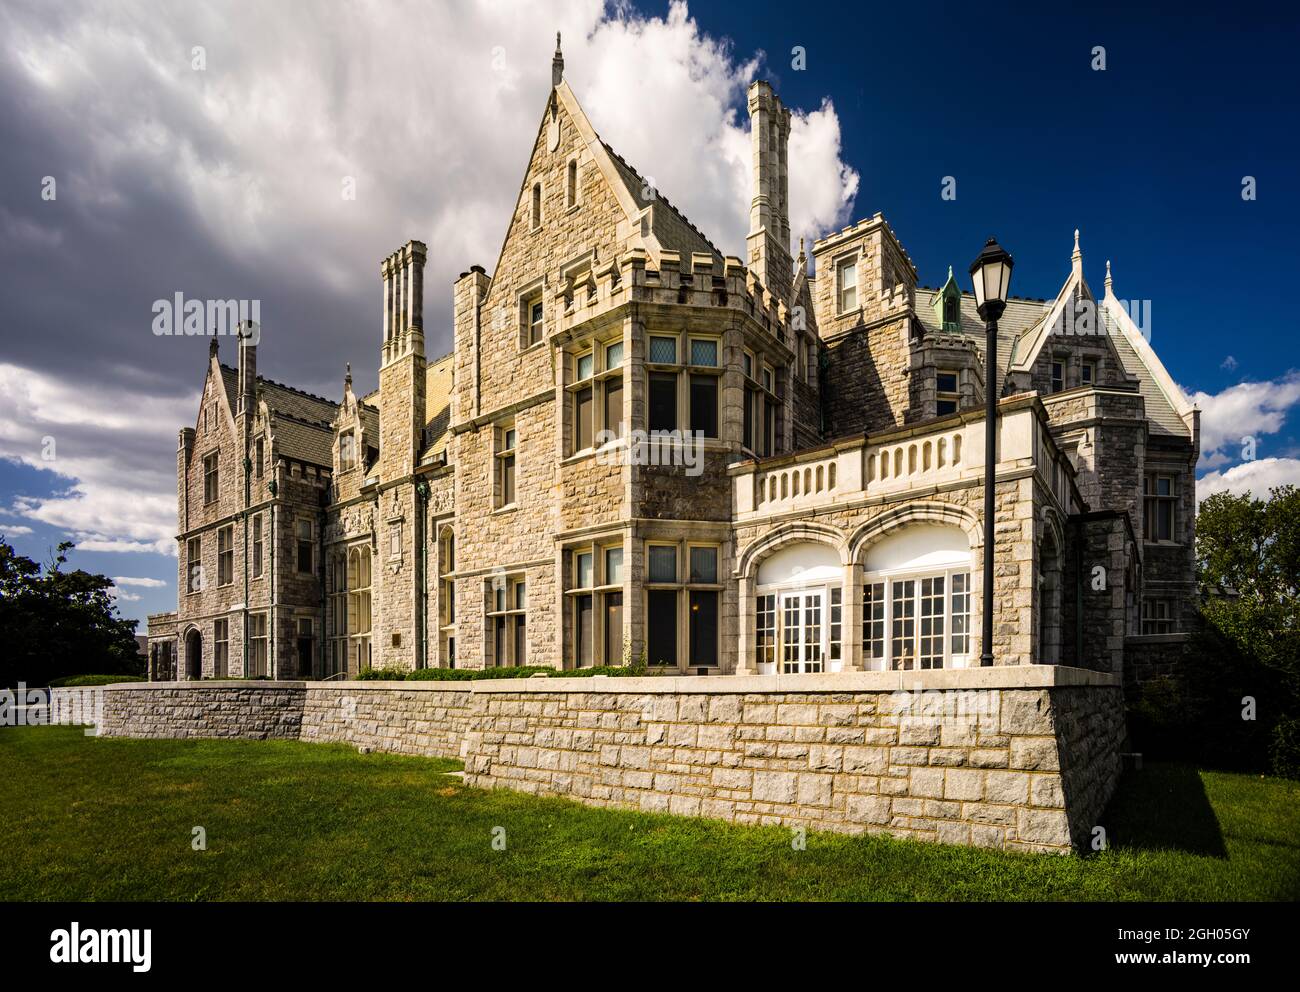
[382,240,427,367]
[237,320,257,420]
[746,80,793,304]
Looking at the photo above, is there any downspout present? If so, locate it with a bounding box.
[317,487,327,681]
[269,475,278,679]
[416,479,428,669]
[242,454,251,678]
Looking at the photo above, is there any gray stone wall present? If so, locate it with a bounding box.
[55,669,1124,855]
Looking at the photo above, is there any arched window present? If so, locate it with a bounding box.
[754,542,844,675]
[861,525,972,671]
[347,545,372,673]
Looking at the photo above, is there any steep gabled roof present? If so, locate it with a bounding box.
[1102,274,1194,438]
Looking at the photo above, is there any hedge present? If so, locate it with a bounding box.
[355,664,652,682]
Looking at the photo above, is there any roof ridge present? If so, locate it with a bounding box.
[600,139,721,256]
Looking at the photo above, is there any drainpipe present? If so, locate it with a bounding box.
[242,454,251,677]
[268,476,278,680]
[416,479,429,669]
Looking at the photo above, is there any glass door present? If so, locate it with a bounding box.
[780,590,824,674]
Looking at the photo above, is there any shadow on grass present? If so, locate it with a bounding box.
[1101,762,1227,857]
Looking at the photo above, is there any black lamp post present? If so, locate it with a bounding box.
[968,237,1014,667]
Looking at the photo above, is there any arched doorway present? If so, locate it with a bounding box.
[185,628,202,680]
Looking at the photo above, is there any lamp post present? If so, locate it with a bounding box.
[968,237,1014,667]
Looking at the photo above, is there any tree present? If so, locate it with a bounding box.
[1180,487,1300,775]
[0,537,142,688]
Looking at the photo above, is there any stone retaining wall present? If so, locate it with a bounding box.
[48,668,1124,854]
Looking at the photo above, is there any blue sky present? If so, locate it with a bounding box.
[1,0,1297,631]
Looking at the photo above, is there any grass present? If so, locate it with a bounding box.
[2,726,1297,901]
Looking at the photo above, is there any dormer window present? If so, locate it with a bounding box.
[943,295,959,328]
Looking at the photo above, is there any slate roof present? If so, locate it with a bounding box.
[218,364,339,466]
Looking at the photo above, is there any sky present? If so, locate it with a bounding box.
[1,0,1297,630]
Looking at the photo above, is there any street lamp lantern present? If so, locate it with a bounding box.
[969,236,1014,667]
[968,237,1014,320]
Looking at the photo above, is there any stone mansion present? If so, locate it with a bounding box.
[146,42,1199,687]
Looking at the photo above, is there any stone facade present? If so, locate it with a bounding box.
[148,45,1197,696]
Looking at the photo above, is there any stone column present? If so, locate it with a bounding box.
[843,561,863,672]
[735,574,755,675]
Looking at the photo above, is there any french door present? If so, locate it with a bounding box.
[780,590,824,674]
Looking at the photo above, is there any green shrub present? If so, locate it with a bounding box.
[356,664,651,682]
[48,674,143,688]
[1270,716,1300,780]
[355,667,412,681]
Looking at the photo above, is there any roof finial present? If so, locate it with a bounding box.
[552,31,564,87]
[345,362,352,387]
[1104,259,1112,293]
[1071,228,1083,277]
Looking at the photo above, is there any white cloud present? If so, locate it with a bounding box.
[1197,457,1300,503]
[0,362,185,553]
[1,0,858,352]
[1,524,34,535]
[0,0,860,561]
[1187,371,1300,464]
[112,576,167,588]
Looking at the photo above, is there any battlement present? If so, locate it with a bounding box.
[554,246,794,346]
[812,212,918,280]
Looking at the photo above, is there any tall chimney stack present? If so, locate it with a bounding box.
[746,80,793,304]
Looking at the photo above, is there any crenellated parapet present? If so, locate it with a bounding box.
[553,246,796,346]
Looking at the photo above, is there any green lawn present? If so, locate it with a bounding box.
[2,725,1297,901]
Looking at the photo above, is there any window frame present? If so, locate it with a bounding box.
[203,451,219,505]
[835,253,859,315]
[251,512,264,579]
[216,524,234,587]
[486,575,527,667]
[643,540,723,672]
[186,536,203,594]
[567,337,625,455]
[859,565,973,671]
[565,539,626,668]
[1143,473,1178,543]
[936,369,960,416]
[1050,357,1066,393]
[495,423,517,509]
[295,519,314,574]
